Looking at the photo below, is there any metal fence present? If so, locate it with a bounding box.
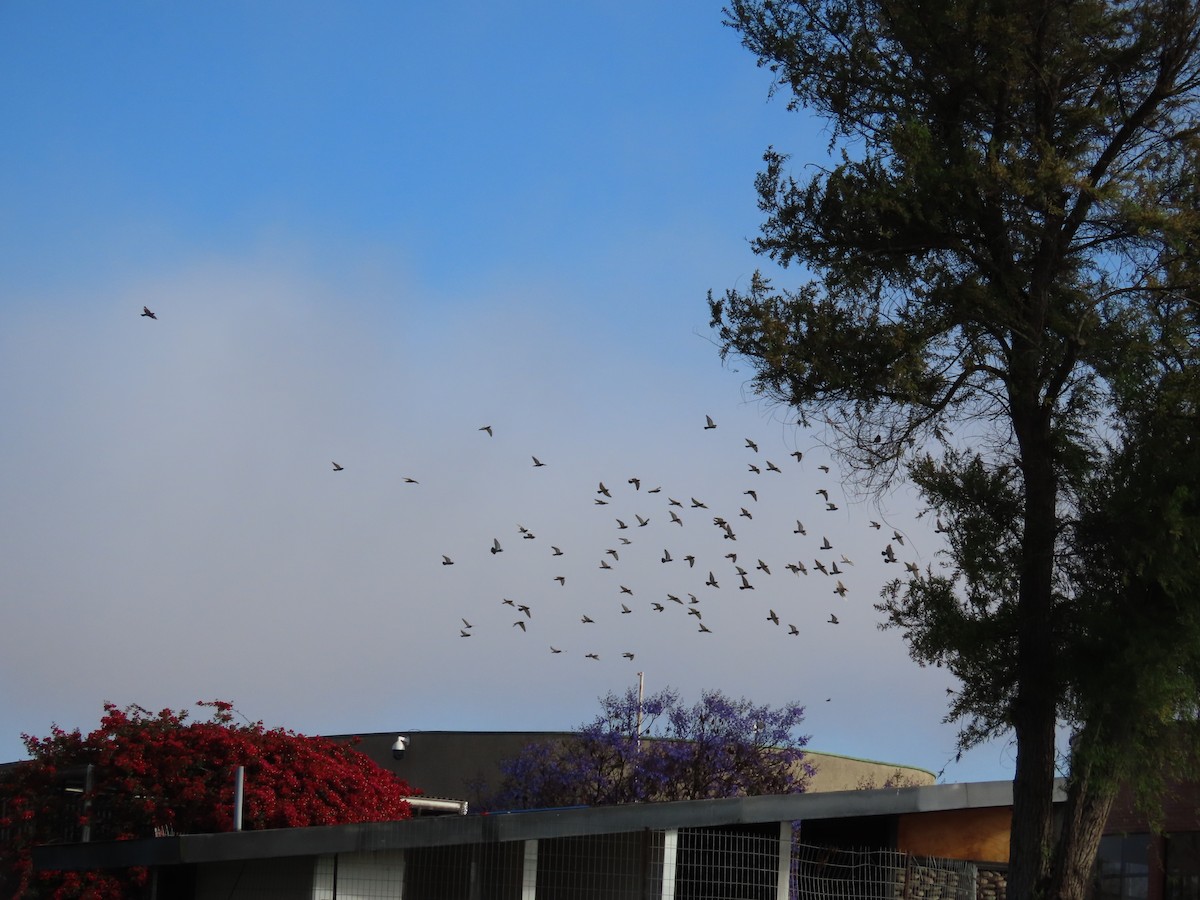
[194,828,982,900]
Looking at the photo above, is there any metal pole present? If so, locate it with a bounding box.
[636,671,644,752]
[233,766,244,832]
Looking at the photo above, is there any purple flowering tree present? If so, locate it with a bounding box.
[486,687,813,809]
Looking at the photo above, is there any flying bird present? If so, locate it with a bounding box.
[551,546,564,556]
[768,609,780,625]
[744,490,758,502]
[621,604,632,614]
[532,456,546,467]
[616,519,628,529]
[667,593,683,605]
[141,306,157,319]
[598,482,611,497]
[905,561,920,574]
[661,549,673,563]
[821,537,833,550]
[479,425,493,436]
[628,477,641,490]
[748,463,761,474]
[599,559,612,569]
[490,538,503,555]
[460,629,471,638]
[834,580,848,597]
[882,544,898,563]
[606,548,620,559]
[704,415,717,429]
[462,618,472,628]
[766,460,782,473]
[813,559,828,574]
[594,498,609,505]
[668,497,683,507]
[794,521,807,535]
[893,530,906,546]
[826,502,839,511]
[757,559,771,574]
[554,576,566,585]
[828,614,840,625]
[619,585,633,595]
[816,488,829,500]
[690,498,707,509]
[669,510,683,526]
[651,602,665,612]
[502,598,515,606]
[869,520,882,530]
[623,652,635,660]
[739,508,753,519]
[636,514,649,527]
[441,555,454,566]
[705,572,719,588]
[586,652,600,660]
[739,574,755,590]
[403,477,419,484]
[332,461,344,471]
[551,646,563,654]
[513,621,526,632]
[745,438,758,452]
[581,615,595,624]
[684,554,695,567]
[791,451,803,462]
[819,465,830,473]
[840,554,855,566]
[517,604,531,618]
[698,623,713,633]
[687,607,703,619]
[788,624,800,635]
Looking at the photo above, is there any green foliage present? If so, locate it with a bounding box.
[714,1,1200,897]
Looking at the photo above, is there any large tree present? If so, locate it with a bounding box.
[485,687,811,810]
[709,2,1200,899]
[0,701,417,898]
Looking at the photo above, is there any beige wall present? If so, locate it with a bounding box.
[804,750,935,792]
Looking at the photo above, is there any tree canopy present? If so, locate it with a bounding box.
[484,687,811,810]
[711,1,1200,898]
[0,701,417,899]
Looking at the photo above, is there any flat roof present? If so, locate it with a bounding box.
[35,779,1060,873]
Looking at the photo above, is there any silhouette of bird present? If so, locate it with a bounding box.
[629,477,641,490]
[441,555,454,566]
[619,585,633,595]
[554,576,566,585]
[460,629,471,637]
[691,498,707,509]
[704,415,717,429]
[821,536,833,550]
[826,502,839,511]
[668,497,683,507]
[403,477,418,484]
[652,602,665,611]
[766,460,782,473]
[789,624,800,635]
[636,514,649,527]
[688,593,699,604]
[785,562,806,575]
[791,451,803,462]
[819,465,830,473]
[332,461,344,471]
[882,544,898,563]
[813,559,828,574]
[816,488,829,500]
[595,498,609,505]
[669,510,683,526]
[479,425,493,436]
[551,646,563,654]
[698,622,712,633]
[517,604,531,618]
[581,615,594,624]
[745,438,759,452]
[870,520,882,529]
[599,560,612,570]
[706,572,719,588]
[490,538,503,555]
[828,614,839,625]
[623,652,635,660]
[661,549,672,563]
[502,598,515,607]
[667,594,683,605]
[794,521,807,535]
[748,463,761,474]
[834,581,848,597]
[606,549,620,560]
[621,604,632,614]
[745,490,758,502]
[739,574,755,590]
[598,482,611,497]
[739,508,753,519]
[513,621,526,631]
[840,554,854,566]
[551,546,564,556]
[532,456,546,467]
[768,609,780,625]
[586,652,600,660]
[141,306,157,319]
[688,607,703,619]
[905,561,920,574]
[757,559,771,574]
[615,518,628,529]
[461,617,473,631]
[684,554,695,567]
[893,530,906,546]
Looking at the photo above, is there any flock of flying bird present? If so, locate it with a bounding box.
[364,416,920,665]
[141,304,926,668]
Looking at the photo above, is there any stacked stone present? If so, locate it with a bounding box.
[976,868,1008,900]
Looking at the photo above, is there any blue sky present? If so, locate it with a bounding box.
[0,2,1022,783]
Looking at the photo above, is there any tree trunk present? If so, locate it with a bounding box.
[1050,761,1118,900]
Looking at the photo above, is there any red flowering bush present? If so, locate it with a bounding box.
[0,700,416,898]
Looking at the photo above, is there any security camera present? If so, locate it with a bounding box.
[391,736,409,760]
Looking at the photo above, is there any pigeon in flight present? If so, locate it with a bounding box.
[490,538,503,555]
[684,554,695,567]
[619,585,633,595]
[691,498,707,509]
[651,602,665,612]
[403,477,419,484]
[586,652,600,660]
[766,460,782,473]
[813,559,828,574]
[460,629,471,638]
[661,549,673,563]
[332,461,344,471]
[551,546,564,556]
[598,482,611,498]
[794,521,807,535]
[669,511,683,526]
[893,530,906,546]
[517,604,531,618]
[581,615,595,624]
[622,652,635,660]
[834,580,848,597]
[788,624,800,635]
[628,477,641,490]
[551,646,563,654]
[706,572,719,588]
[621,604,632,614]
[532,456,546,467]
[554,576,566,585]
[745,490,758,502]
[739,574,755,590]
[882,544,898,563]
[513,620,527,632]
[704,415,717,430]
[828,614,840,625]
[479,425,493,436]
[462,618,473,629]
[767,609,780,625]
[757,560,771,574]
[141,306,157,319]
[698,622,713,633]
[441,555,454,566]
[636,514,649,527]
[748,463,761,474]
[745,438,758,452]
[821,537,833,550]
[791,451,803,462]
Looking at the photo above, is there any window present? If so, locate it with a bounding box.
[1166,832,1200,900]
[1094,834,1152,900]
